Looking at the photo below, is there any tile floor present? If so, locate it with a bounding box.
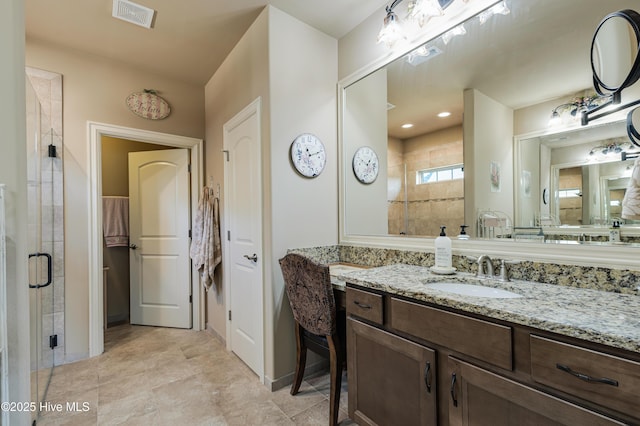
[37,324,354,425]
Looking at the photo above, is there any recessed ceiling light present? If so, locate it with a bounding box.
[401,123,414,129]
[437,111,451,118]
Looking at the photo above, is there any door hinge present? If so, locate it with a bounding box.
[189,229,192,238]
[49,334,58,349]
[227,230,230,241]
[228,310,232,321]
[222,150,229,162]
[189,295,193,303]
[188,164,192,173]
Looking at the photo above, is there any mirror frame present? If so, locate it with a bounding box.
[338,0,640,269]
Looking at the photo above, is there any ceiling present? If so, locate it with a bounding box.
[25,0,390,86]
[381,0,639,139]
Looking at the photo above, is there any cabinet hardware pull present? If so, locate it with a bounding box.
[556,364,619,387]
[423,362,432,393]
[450,373,458,407]
[353,300,371,309]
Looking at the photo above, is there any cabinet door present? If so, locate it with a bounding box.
[448,357,625,426]
[347,318,437,426]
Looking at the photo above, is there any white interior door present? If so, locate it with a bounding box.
[129,149,191,328]
[224,99,264,378]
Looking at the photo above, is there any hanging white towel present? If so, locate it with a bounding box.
[622,157,640,220]
[102,196,129,247]
[190,187,222,291]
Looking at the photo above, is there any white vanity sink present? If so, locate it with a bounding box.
[425,282,523,299]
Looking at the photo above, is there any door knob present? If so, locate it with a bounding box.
[244,253,258,263]
[129,244,137,250]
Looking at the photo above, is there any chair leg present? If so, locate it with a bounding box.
[291,322,307,395]
[327,333,343,426]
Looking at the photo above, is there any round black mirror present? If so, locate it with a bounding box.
[591,9,640,96]
[628,106,640,147]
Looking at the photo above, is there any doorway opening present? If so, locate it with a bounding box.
[88,122,203,357]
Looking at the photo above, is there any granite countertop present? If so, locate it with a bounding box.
[336,263,640,354]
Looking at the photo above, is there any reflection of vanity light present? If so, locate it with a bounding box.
[479,1,510,25]
[437,111,451,118]
[611,200,622,207]
[441,24,466,44]
[549,93,611,127]
[406,45,442,65]
[402,123,414,128]
[589,141,629,156]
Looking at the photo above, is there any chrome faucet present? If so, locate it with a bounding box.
[476,255,494,278]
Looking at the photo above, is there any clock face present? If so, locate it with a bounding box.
[352,146,379,184]
[290,133,326,178]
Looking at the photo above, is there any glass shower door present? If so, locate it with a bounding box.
[26,76,56,422]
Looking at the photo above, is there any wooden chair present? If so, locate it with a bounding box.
[279,253,345,426]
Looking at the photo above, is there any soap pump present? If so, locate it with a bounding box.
[457,225,469,240]
[609,220,621,242]
[434,226,452,270]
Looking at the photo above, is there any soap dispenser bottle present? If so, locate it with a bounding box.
[609,220,621,242]
[457,225,469,240]
[435,226,452,270]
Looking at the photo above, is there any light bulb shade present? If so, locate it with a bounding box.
[377,11,406,47]
[408,0,444,27]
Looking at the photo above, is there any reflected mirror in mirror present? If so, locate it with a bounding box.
[518,120,640,229]
[341,0,640,240]
[628,106,640,146]
[591,9,640,95]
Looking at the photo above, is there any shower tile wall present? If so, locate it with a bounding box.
[26,67,65,366]
[388,126,465,236]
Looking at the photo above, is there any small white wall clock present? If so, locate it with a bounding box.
[352,146,379,184]
[290,133,327,178]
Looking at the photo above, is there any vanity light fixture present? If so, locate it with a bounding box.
[588,140,631,156]
[549,93,611,127]
[402,123,415,128]
[407,0,447,27]
[377,0,456,48]
[377,1,408,48]
[437,111,451,117]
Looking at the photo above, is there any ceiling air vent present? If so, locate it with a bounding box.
[112,0,156,29]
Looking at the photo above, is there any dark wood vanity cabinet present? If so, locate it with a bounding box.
[347,318,437,426]
[346,285,639,425]
[447,357,624,426]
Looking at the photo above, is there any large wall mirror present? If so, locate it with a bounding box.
[340,0,640,244]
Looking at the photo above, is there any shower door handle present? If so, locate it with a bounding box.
[28,252,52,289]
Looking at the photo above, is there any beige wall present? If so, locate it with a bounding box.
[204,7,270,350]
[26,40,205,360]
[464,89,514,236]
[1,0,31,422]
[343,68,388,236]
[268,7,338,383]
[204,6,338,387]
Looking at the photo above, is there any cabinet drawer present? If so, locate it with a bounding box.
[346,287,383,325]
[530,335,640,417]
[390,298,512,370]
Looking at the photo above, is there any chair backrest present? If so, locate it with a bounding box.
[279,253,336,336]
